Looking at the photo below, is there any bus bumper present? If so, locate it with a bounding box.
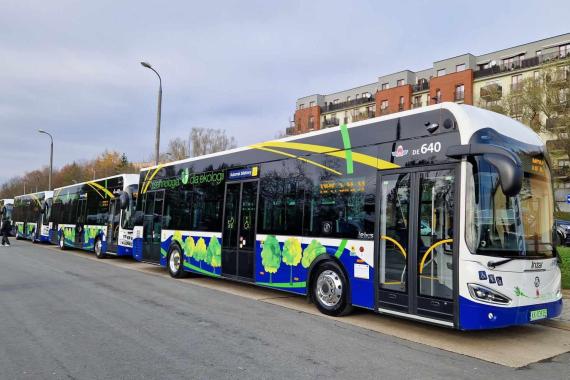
[458,296,563,330]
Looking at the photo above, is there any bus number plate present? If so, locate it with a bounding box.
[530,309,547,321]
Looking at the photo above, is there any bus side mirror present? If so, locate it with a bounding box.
[119,192,130,210]
[447,143,523,197]
[483,154,523,197]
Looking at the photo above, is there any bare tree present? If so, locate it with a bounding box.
[190,128,237,157]
[167,137,190,160]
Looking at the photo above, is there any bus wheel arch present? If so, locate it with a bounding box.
[307,256,353,317]
[167,242,187,278]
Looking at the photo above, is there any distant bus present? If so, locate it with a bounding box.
[13,191,53,242]
[0,198,15,236]
[132,103,562,330]
[49,174,139,258]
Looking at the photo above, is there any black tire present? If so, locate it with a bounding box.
[311,261,352,317]
[167,245,187,278]
[59,234,67,250]
[94,237,106,259]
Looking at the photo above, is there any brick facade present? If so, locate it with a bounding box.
[375,84,413,116]
[429,69,473,105]
[294,105,321,134]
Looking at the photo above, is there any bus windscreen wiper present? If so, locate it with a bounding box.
[487,258,516,269]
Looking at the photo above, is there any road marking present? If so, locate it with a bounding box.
[34,243,570,368]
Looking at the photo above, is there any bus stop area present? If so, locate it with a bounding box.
[51,245,570,369]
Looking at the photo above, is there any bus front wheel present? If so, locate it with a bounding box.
[311,261,352,317]
[168,246,187,278]
[94,238,106,259]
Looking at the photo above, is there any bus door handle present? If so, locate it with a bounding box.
[431,300,441,307]
[387,293,397,300]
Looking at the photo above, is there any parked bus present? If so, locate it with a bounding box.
[49,174,139,258]
[13,191,53,242]
[0,199,15,236]
[133,103,558,329]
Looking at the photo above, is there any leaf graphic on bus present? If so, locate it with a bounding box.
[301,240,326,268]
[183,236,195,258]
[207,237,222,272]
[195,237,208,268]
[282,237,302,284]
[261,235,281,283]
[173,230,183,245]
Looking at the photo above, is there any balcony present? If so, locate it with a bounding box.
[379,108,390,116]
[412,81,429,92]
[352,111,375,122]
[323,118,340,127]
[480,83,502,101]
[474,50,570,79]
[412,101,423,109]
[322,96,375,112]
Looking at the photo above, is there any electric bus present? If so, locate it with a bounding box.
[49,174,139,258]
[132,103,562,330]
[0,199,15,236]
[13,191,53,242]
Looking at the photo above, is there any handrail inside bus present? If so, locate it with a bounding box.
[380,235,407,258]
[419,239,453,274]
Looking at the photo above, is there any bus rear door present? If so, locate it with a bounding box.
[377,165,457,326]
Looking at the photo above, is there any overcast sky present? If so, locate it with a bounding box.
[1,0,569,184]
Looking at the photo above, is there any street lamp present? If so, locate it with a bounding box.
[38,129,53,190]
[140,61,163,166]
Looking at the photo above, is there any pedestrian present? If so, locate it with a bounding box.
[1,219,11,247]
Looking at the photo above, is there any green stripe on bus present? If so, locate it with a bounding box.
[334,239,348,259]
[183,261,220,277]
[256,281,307,288]
[340,124,354,174]
[161,248,168,257]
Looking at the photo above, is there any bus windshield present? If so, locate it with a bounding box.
[466,155,554,258]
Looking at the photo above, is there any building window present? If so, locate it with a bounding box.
[355,93,360,99]
[381,83,389,90]
[558,159,570,168]
[511,74,523,91]
[560,44,570,58]
[344,111,349,124]
[434,89,441,104]
[437,69,446,77]
[456,64,466,72]
[536,50,542,57]
[397,79,404,87]
[308,116,315,130]
[413,95,422,108]
[309,101,315,107]
[299,103,305,109]
[503,55,524,70]
[363,92,370,98]
[455,84,465,101]
[333,99,339,104]
[380,100,389,114]
[399,96,405,111]
[346,96,351,102]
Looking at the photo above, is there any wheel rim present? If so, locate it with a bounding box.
[169,250,181,273]
[95,240,102,255]
[316,269,343,307]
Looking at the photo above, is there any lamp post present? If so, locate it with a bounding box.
[140,61,162,166]
[38,129,53,190]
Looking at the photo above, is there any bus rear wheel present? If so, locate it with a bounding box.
[311,261,352,317]
[94,238,105,259]
[168,246,187,278]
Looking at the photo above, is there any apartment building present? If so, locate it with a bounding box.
[291,33,570,135]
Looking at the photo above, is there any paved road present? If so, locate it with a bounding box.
[1,242,569,380]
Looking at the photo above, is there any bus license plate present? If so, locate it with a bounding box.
[530,309,548,321]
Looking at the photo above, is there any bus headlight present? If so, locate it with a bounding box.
[468,283,512,305]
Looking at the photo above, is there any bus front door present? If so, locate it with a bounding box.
[221,181,258,280]
[377,166,456,325]
[142,190,164,263]
[107,198,120,253]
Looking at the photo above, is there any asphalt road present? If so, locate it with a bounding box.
[1,241,569,380]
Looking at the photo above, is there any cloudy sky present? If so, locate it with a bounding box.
[1,0,569,184]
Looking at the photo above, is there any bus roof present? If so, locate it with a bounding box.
[14,191,53,199]
[140,102,544,172]
[53,173,139,192]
